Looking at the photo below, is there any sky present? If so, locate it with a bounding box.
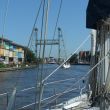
[0,0,90,58]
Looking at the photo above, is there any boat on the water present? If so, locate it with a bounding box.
[62,62,70,69]
[48,57,56,64]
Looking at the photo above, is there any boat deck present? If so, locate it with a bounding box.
[48,94,100,110]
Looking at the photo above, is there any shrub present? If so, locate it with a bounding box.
[0,63,6,68]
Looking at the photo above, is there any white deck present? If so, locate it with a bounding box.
[48,94,100,110]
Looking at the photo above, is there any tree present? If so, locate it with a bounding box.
[24,48,36,64]
[69,54,78,64]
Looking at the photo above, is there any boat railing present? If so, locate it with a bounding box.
[7,88,16,110]
[0,77,78,109]
[0,85,79,110]
[0,87,36,110]
[17,87,79,110]
[0,76,76,96]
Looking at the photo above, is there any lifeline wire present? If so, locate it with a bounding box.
[41,52,109,107]
[43,34,91,83]
[16,51,108,110]
[34,0,46,110]
[0,77,76,96]
[37,0,51,110]
[17,87,78,110]
[49,0,63,57]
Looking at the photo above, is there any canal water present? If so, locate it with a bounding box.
[0,64,89,110]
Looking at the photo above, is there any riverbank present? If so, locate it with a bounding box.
[73,63,90,65]
[0,65,37,72]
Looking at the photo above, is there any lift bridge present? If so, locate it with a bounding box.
[36,39,59,45]
[29,28,64,62]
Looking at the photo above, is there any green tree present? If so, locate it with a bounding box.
[69,54,78,64]
[24,48,36,64]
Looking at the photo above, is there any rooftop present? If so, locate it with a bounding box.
[0,37,25,48]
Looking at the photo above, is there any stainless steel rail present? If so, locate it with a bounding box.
[7,88,16,110]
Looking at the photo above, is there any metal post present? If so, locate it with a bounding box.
[96,19,110,110]
[54,89,57,108]
[58,27,61,63]
[35,28,38,64]
[7,93,8,106]
[6,88,16,110]
[89,29,97,100]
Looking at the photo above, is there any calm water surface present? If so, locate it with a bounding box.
[0,64,89,110]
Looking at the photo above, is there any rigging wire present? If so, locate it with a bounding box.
[33,30,41,110]
[37,0,51,110]
[34,0,46,110]
[27,0,43,48]
[0,1,24,109]
[5,34,108,110]
[16,49,108,110]
[2,1,23,108]
[17,87,78,110]
[0,76,76,99]
[34,2,46,107]
[41,51,109,108]
[42,88,78,108]
[5,1,43,109]
[48,0,63,57]
[2,0,10,37]
[24,0,43,63]
[38,0,46,59]
[8,50,109,110]
[43,34,91,83]
[0,76,80,96]
[44,77,75,86]
[16,50,108,110]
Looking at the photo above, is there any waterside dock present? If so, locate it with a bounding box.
[0,65,37,72]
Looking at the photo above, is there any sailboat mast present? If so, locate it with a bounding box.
[96,20,110,109]
[37,0,51,110]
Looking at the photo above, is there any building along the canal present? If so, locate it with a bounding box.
[78,51,91,64]
[0,37,24,65]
